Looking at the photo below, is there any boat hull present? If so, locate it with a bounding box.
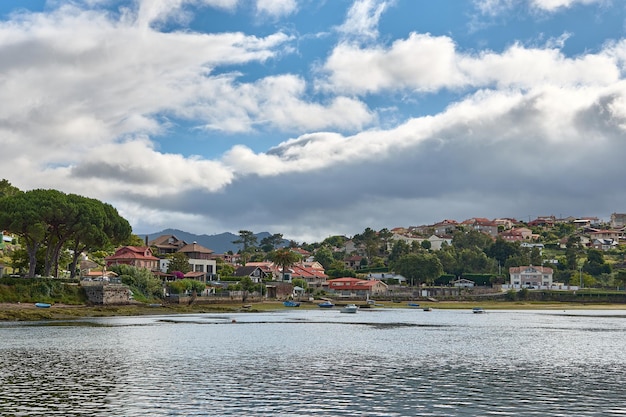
[340,304,358,313]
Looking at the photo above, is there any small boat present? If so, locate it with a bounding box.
[423,307,433,312]
[472,307,486,314]
[283,300,300,307]
[340,304,358,313]
[318,301,334,308]
[407,302,420,308]
[35,303,51,308]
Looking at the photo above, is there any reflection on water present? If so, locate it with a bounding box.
[1,309,626,416]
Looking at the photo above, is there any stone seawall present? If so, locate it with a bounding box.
[83,283,131,305]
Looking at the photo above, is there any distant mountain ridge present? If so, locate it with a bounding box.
[141,229,276,254]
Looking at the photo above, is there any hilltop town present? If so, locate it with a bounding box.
[0,181,625,305]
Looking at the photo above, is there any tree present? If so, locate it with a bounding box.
[64,198,131,279]
[321,235,347,248]
[260,233,284,252]
[0,179,19,198]
[269,248,301,281]
[215,258,234,277]
[0,188,131,278]
[615,270,626,290]
[530,247,542,266]
[452,230,493,251]
[392,253,443,286]
[109,264,163,299]
[456,248,494,275]
[0,190,49,277]
[167,252,191,274]
[353,227,380,260]
[233,230,257,266]
[485,238,520,266]
[583,249,611,276]
[239,276,256,302]
[378,228,394,254]
[388,240,410,264]
[435,246,458,276]
[313,246,334,270]
[565,236,581,270]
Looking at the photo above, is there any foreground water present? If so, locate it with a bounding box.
[1,308,626,416]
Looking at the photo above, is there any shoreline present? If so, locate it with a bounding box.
[1,300,626,321]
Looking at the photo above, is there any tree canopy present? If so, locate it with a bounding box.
[0,183,131,278]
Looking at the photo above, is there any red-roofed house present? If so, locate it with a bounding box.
[289,264,328,287]
[499,227,533,242]
[327,277,388,296]
[462,218,498,237]
[149,234,187,255]
[105,246,159,271]
[433,219,458,236]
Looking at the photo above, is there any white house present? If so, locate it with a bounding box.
[508,266,554,289]
[451,278,475,288]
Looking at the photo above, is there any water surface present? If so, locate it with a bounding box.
[1,308,625,416]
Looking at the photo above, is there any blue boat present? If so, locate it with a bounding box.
[407,302,420,308]
[283,300,300,307]
[35,303,51,308]
[318,301,334,308]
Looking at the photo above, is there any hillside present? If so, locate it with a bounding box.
[142,229,278,254]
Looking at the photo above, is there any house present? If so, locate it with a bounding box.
[500,227,533,242]
[427,235,452,250]
[451,278,475,288]
[509,265,554,289]
[245,261,281,280]
[232,265,269,283]
[461,218,498,237]
[290,247,312,261]
[433,219,458,236]
[105,246,159,271]
[590,239,619,251]
[388,233,422,250]
[342,240,364,256]
[215,253,241,265]
[148,234,187,255]
[367,272,406,284]
[289,263,328,287]
[528,216,556,228]
[327,277,388,296]
[344,255,365,270]
[611,213,626,229]
[178,242,217,280]
[589,230,623,242]
[493,218,518,230]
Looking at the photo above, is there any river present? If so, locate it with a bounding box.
[1,307,626,416]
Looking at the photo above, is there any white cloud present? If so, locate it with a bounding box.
[530,0,605,12]
[135,0,238,27]
[2,1,626,242]
[319,33,620,94]
[337,0,389,41]
[256,0,298,19]
[474,0,605,14]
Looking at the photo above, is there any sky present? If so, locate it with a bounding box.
[1,0,626,243]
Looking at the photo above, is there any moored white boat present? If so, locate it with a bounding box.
[340,303,358,313]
